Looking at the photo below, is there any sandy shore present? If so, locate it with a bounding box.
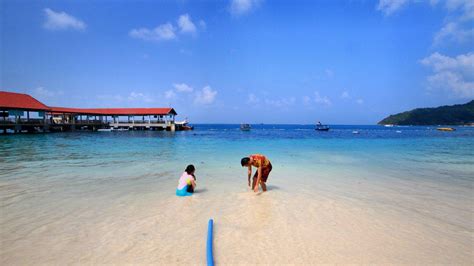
[1,167,472,265]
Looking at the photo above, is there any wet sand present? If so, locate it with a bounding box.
[1,167,472,265]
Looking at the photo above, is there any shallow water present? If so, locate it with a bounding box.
[1,125,473,264]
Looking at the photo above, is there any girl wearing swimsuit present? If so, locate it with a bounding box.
[176,165,196,196]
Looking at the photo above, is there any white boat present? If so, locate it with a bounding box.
[97,128,113,132]
[176,118,194,130]
[112,128,128,131]
[352,130,360,134]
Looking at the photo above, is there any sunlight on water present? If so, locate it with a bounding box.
[1,125,473,264]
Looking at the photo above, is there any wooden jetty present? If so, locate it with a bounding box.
[0,91,187,134]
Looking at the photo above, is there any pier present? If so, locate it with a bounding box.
[1,91,185,134]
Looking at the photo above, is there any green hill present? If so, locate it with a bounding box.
[378,100,474,125]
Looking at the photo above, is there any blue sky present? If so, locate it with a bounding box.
[1,0,473,124]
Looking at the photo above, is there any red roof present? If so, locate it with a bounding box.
[49,107,177,116]
[0,91,177,116]
[0,91,50,111]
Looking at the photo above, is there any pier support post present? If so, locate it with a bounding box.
[15,124,21,134]
[2,111,6,134]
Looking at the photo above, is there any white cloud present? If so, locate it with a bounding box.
[194,86,217,105]
[436,23,474,47]
[420,52,474,75]
[264,97,296,108]
[435,0,474,46]
[127,92,154,103]
[376,0,410,16]
[356,98,364,105]
[445,0,474,21]
[314,92,332,106]
[377,0,474,19]
[229,0,262,16]
[129,23,176,42]
[30,87,64,100]
[130,14,204,42]
[164,90,176,100]
[173,83,194,93]
[302,95,312,105]
[302,92,332,106]
[377,0,473,45]
[247,93,260,104]
[43,8,86,31]
[178,14,197,34]
[433,22,474,45]
[341,91,350,99]
[420,52,474,98]
[97,92,155,104]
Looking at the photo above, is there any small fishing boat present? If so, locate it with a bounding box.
[437,127,456,131]
[352,130,360,134]
[315,122,329,131]
[240,124,251,131]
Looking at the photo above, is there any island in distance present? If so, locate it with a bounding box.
[378,100,474,126]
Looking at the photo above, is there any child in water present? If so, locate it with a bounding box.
[176,165,197,196]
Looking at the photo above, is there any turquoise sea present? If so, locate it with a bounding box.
[1,125,473,264]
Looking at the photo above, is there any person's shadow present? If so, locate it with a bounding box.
[265,185,280,191]
[193,187,208,194]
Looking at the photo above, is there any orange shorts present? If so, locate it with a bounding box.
[252,163,272,186]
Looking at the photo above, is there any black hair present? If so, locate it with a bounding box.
[241,157,250,166]
[185,164,195,174]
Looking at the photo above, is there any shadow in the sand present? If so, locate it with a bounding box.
[193,188,208,194]
[265,185,280,191]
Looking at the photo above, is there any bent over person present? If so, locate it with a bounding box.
[241,154,272,193]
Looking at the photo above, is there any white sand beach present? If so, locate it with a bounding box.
[1,165,472,265]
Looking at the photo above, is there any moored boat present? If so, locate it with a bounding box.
[97,128,113,132]
[315,121,329,131]
[240,124,251,131]
[437,127,456,131]
[175,119,194,131]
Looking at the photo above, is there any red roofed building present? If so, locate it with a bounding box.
[48,107,177,116]
[0,91,50,111]
[1,91,186,133]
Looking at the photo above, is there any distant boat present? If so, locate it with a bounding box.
[352,130,360,134]
[97,128,113,132]
[240,124,251,131]
[384,124,394,127]
[437,127,456,131]
[315,122,329,131]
